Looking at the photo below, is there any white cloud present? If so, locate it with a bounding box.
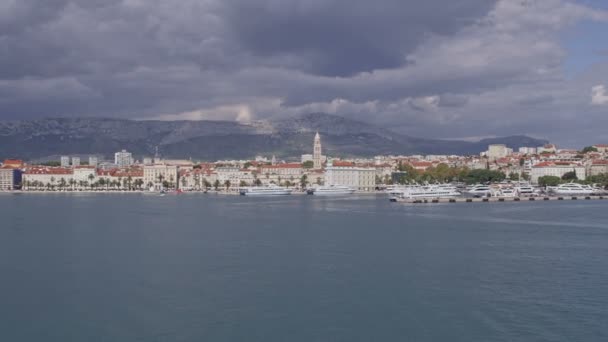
[591,85,608,105]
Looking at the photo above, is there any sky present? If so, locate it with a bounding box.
[0,0,607,147]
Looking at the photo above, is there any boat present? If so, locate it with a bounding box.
[239,184,292,196]
[515,184,537,197]
[467,184,492,197]
[391,184,461,200]
[307,184,356,196]
[492,188,517,198]
[550,183,595,195]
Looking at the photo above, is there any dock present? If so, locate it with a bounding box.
[391,196,607,204]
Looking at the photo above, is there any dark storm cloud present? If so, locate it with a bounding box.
[220,0,497,76]
[1,0,607,145]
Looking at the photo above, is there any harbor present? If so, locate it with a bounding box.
[391,195,607,204]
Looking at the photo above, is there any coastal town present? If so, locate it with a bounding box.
[1,133,608,195]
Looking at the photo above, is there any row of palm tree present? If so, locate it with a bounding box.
[23,176,145,191]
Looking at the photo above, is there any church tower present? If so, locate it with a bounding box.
[313,132,322,169]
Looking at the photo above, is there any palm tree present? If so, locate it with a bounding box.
[88,174,95,189]
[98,177,106,190]
[127,176,133,190]
[300,175,308,189]
[213,179,220,191]
[59,178,67,191]
[224,180,231,191]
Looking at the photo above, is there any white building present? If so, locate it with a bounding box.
[325,160,376,191]
[73,166,97,183]
[0,168,17,190]
[71,156,80,167]
[530,162,586,184]
[486,144,512,160]
[519,147,538,155]
[143,164,178,190]
[115,150,134,168]
[60,156,70,167]
[89,156,99,167]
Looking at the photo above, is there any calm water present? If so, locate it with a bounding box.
[1,193,607,341]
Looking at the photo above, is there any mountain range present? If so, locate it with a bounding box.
[0,113,548,161]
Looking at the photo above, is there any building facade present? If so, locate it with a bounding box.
[143,164,178,190]
[325,161,376,191]
[530,162,586,184]
[0,168,20,190]
[115,150,134,168]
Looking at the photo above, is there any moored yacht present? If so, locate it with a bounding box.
[467,184,492,197]
[550,183,595,195]
[239,184,292,196]
[307,184,356,196]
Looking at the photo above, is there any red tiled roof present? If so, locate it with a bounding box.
[262,163,302,169]
[25,167,73,175]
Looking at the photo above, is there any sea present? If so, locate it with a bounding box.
[1,193,607,342]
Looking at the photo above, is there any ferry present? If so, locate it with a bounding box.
[390,184,461,201]
[307,184,356,196]
[239,184,292,196]
[550,183,595,195]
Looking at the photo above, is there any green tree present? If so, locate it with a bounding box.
[464,169,506,184]
[224,180,231,190]
[302,161,314,169]
[239,180,248,187]
[561,171,578,181]
[581,146,598,154]
[254,178,262,186]
[213,180,221,191]
[300,175,308,189]
[538,176,561,187]
[509,172,520,181]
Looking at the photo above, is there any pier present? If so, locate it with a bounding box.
[391,196,607,204]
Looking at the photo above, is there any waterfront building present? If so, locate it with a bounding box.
[114,150,134,168]
[71,156,80,167]
[143,164,178,190]
[60,156,70,167]
[259,163,303,178]
[325,160,376,191]
[89,156,99,167]
[0,167,21,190]
[313,132,322,169]
[23,167,73,190]
[73,166,97,184]
[530,162,586,184]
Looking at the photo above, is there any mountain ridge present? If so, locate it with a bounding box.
[0,113,548,160]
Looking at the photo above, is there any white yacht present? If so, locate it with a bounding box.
[515,184,537,196]
[467,184,492,197]
[392,185,461,200]
[239,184,292,196]
[308,184,356,196]
[551,183,595,195]
[492,188,517,198]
